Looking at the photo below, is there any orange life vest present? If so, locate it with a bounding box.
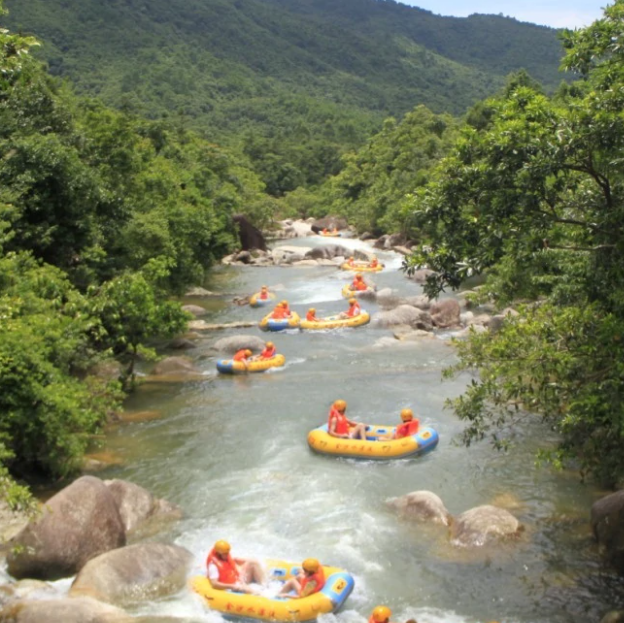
[346,303,361,318]
[272,308,287,319]
[206,549,240,584]
[329,407,349,435]
[396,419,420,438]
[370,259,378,268]
[233,350,249,362]
[260,347,276,359]
[300,566,325,596]
[306,312,318,322]
[352,279,367,291]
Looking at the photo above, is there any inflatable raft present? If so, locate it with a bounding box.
[341,284,373,299]
[250,292,277,308]
[319,231,341,237]
[340,262,383,273]
[307,424,439,459]
[299,311,370,330]
[191,559,354,622]
[216,354,285,374]
[259,312,301,332]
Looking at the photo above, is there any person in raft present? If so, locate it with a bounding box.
[271,302,288,319]
[258,341,276,359]
[352,273,368,291]
[369,606,395,623]
[233,349,252,367]
[259,285,270,300]
[369,255,379,268]
[347,256,356,267]
[280,300,292,316]
[306,307,320,322]
[278,558,325,598]
[378,408,420,440]
[339,298,361,319]
[206,540,266,595]
[328,399,367,440]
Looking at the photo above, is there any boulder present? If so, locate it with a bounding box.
[87,360,122,384]
[386,491,452,526]
[404,294,431,310]
[409,268,436,284]
[312,216,348,230]
[430,299,461,329]
[393,329,436,342]
[213,335,266,354]
[0,597,129,623]
[387,233,407,247]
[305,245,351,260]
[0,580,55,608]
[374,288,406,309]
[591,490,624,574]
[359,232,375,240]
[233,214,267,251]
[180,305,206,318]
[450,505,522,547]
[0,500,29,546]
[152,357,196,376]
[271,246,313,263]
[371,305,433,331]
[601,612,624,623]
[184,287,214,297]
[489,308,520,333]
[167,338,197,350]
[234,250,251,264]
[70,543,193,606]
[373,235,389,249]
[7,476,125,581]
[104,480,181,535]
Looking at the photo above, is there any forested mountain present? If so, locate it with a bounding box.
[5,0,564,144]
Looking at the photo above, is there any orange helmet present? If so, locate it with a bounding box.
[280,300,288,306]
[349,298,357,305]
[302,558,320,572]
[349,256,354,260]
[400,408,413,421]
[356,273,363,279]
[308,308,316,313]
[371,607,392,623]
[214,540,231,555]
[266,342,274,348]
[333,399,347,412]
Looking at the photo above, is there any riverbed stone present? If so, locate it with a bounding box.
[185,287,214,297]
[7,476,126,580]
[152,356,196,376]
[168,337,197,350]
[103,480,181,535]
[386,491,452,526]
[591,490,624,574]
[450,505,521,547]
[404,294,431,310]
[601,611,624,623]
[312,216,347,231]
[306,245,351,260]
[371,305,433,331]
[180,305,206,317]
[0,579,55,608]
[213,335,266,354]
[0,597,131,623]
[0,500,29,547]
[409,268,436,283]
[430,299,461,328]
[70,543,193,606]
[375,288,406,309]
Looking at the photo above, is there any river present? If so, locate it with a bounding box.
[90,235,622,622]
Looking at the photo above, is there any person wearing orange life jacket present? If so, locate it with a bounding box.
[306,308,319,322]
[279,300,292,317]
[258,341,276,360]
[347,256,356,267]
[339,298,361,319]
[377,408,420,440]
[369,256,379,269]
[233,349,252,362]
[352,273,368,291]
[328,399,367,440]
[271,303,288,319]
[259,285,270,300]
[206,540,266,594]
[322,228,328,234]
[369,606,395,623]
[278,558,326,598]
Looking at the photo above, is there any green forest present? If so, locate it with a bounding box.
[2,0,624,512]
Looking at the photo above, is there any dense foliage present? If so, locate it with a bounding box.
[405,1,624,486]
[4,0,565,193]
[0,4,268,504]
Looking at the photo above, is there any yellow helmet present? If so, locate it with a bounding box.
[214,540,231,555]
[309,308,316,313]
[371,606,392,623]
[334,399,347,412]
[349,256,354,260]
[266,342,274,348]
[245,349,252,357]
[349,298,357,304]
[302,558,320,573]
[400,408,413,421]
[280,300,288,306]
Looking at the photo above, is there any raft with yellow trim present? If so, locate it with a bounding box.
[341,284,373,299]
[319,231,341,237]
[307,424,439,460]
[250,292,277,308]
[216,354,285,374]
[340,262,383,273]
[299,311,370,330]
[191,559,354,622]
[259,312,301,332]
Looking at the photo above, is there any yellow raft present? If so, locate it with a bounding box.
[250,292,277,308]
[191,559,354,622]
[216,354,285,374]
[259,312,301,332]
[299,311,370,330]
[308,424,439,460]
[341,284,373,299]
[340,262,383,273]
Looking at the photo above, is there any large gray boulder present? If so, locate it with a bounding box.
[386,491,452,526]
[213,335,266,354]
[104,480,182,535]
[306,245,351,260]
[450,505,521,547]
[0,580,55,609]
[70,543,193,606]
[374,288,406,309]
[0,597,129,623]
[404,294,431,310]
[409,268,436,284]
[371,305,433,331]
[430,299,461,328]
[312,216,347,230]
[233,214,267,251]
[180,305,206,318]
[152,357,197,376]
[591,490,624,575]
[7,476,126,581]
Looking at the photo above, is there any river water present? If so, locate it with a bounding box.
[92,236,621,622]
